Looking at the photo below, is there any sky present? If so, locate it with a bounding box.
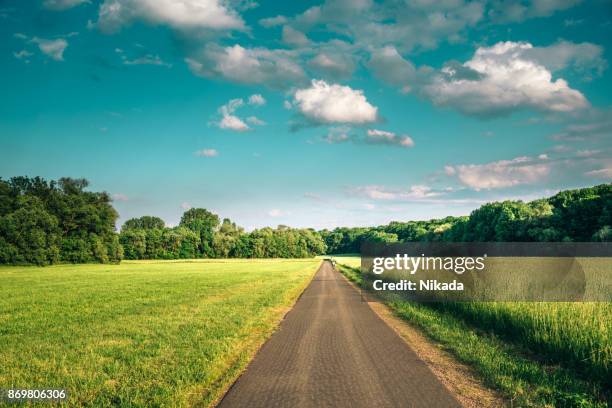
[0,0,611,230]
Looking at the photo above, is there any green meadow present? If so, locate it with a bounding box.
[335,258,611,407]
[0,259,320,407]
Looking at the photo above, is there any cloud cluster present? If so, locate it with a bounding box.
[292,80,378,125]
[14,34,70,61]
[366,129,414,148]
[422,41,589,117]
[186,44,306,89]
[216,94,266,132]
[446,156,551,190]
[31,37,69,61]
[95,0,244,33]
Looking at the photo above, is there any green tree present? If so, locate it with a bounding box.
[179,208,220,257]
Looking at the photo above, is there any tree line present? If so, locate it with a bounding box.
[0,177,122,265]
[0,176,610,265]
[119,209,326,260]
[320,184,612,253]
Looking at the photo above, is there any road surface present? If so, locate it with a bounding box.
[217,261,461,408]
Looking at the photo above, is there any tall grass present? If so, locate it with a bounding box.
[431,301,611,387]
[337,260,611,407]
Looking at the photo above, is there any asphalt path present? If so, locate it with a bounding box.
[217,261,461,408]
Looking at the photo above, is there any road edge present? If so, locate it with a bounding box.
[209,259,324,408]
[336,266,506,408]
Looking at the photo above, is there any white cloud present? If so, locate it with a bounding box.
[248,94,266,106]
[308,51,355,80]
[122,54,171,67]
[219,114,249,131]
[488,0,581,23]
[585,168,612,179]
[352,185,444,201]
[31,37,68,61]
[367,46,416,87]
[366,129,414,148]
[13,50,33,60]
[323,126,352,144]
[96,0,244,33]
[259,15,288,27]
[194,148,219,157]
[524,40,607,78]
[293,79,378,125]
[447,156,551,190]
[246,116,265,125]
[186,44,305,89]
[215,97,265,131]
[282,25,310,47]
[181,202,192,210]
[423,41,589,117]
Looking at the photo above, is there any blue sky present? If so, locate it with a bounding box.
[1,0,611,230]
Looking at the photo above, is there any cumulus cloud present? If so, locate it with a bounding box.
[488,0,582,23]
[96,0,245,33]
[292,79,378,125]
[185,44,306,89]
[43,0,89,10]
[31,37,68,61]
[422,41,589,117]
[366,129,414,148]
[248,94,266,106]
[367,46,416,87]
[259,15,288,27]
[282,25,310,47]
[194,148,219,157]
[308,52,355,80]
[290,0,483,53]
[215,96,266,131]
[446,156,551,190]
[524,40,607,79]
[219,114,249,131]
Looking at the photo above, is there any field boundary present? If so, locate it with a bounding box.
[209,259,323,407]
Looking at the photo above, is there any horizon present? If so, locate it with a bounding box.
[1,0,611,230]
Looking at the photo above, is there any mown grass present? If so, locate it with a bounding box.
[0,259,320,407]
[337,259,610,407]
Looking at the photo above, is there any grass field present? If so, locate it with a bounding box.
[0,259,321,407]
[336,258,610,407]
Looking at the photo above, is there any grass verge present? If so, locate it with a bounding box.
[337,262,609,408]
